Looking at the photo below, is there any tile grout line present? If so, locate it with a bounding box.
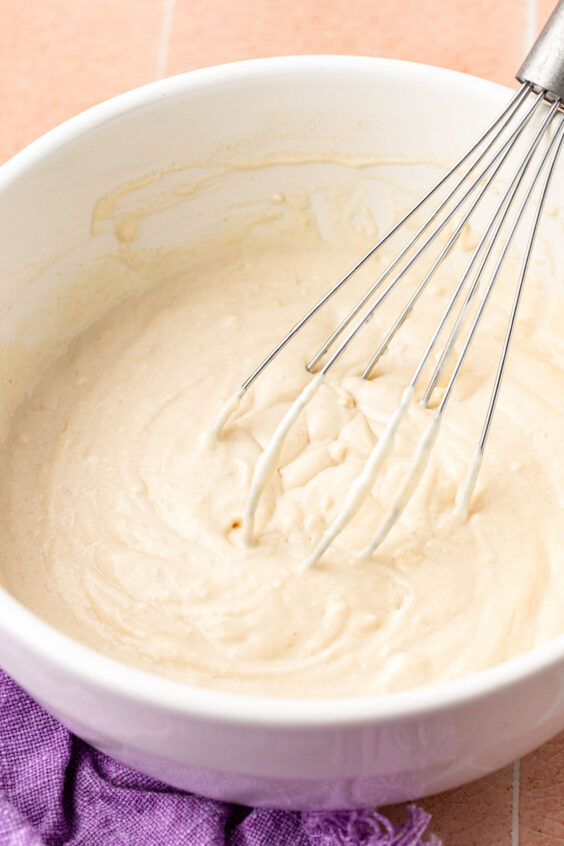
[156,0,177,80]
[511,759,520,846]
[524,0,539,53]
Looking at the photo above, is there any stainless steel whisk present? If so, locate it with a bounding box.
[212,1,564,567]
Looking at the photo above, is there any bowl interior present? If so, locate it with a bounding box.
[0,57,563,725]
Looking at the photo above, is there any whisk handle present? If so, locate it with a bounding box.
[518,0,564,101]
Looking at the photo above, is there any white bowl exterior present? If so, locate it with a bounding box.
[2,606,564,809]
[0,56,563,809]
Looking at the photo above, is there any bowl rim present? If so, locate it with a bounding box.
[1,54,563,729]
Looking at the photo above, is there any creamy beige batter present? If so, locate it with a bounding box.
[1,185,564,698]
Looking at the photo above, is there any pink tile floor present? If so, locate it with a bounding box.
[2,1,563,842]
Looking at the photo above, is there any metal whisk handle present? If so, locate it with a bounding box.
[518,0,564,100]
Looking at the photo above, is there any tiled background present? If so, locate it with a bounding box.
[2,1,564,843]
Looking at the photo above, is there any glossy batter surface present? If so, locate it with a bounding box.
[1,196,563,697]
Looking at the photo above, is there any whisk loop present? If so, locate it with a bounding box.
[355,113,564,562]
[211,24,564,566]
[243,373,324,546]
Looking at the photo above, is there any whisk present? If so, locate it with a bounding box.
[212,1,564,567]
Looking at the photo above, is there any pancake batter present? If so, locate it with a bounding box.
[1,189,563,697]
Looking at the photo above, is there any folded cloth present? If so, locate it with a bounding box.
[0,669,440,845]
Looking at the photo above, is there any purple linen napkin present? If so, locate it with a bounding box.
[0,668,440,846]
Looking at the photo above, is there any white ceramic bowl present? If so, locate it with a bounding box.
[0,56,563,810]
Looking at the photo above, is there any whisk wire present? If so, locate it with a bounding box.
[421,96,562,404]
[215,83,532,417]
[457,119,564,514]
[315,91,546,379]
[305,95,562,565]
[457,119,564,515]
[213,55,563,564]
[309,89,544,376]
[306,84,534,372]
[240,90,547,544]
[435,105,563,418]
[361,94,550,378]
[479,121,564,451]
[360,108,564,556]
